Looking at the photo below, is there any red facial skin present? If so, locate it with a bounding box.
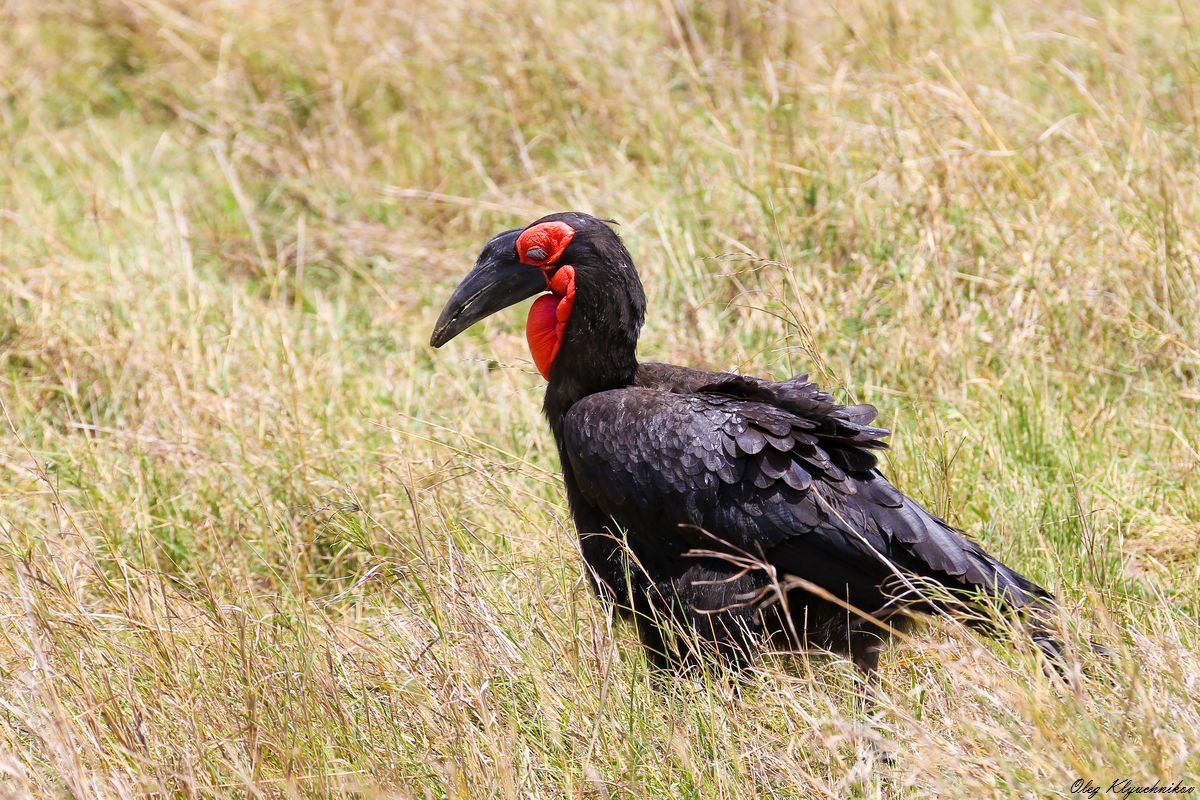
[518,222,578,380]
[515,221,575,267]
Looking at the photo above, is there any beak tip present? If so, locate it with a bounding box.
[429,236,543,353]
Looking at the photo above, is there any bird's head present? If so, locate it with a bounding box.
[430,212,645,381]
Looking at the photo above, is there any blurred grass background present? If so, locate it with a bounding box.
[1,0,1198,796]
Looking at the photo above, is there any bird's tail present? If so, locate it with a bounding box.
[960,553,1119,682]
[912,544,1075,671]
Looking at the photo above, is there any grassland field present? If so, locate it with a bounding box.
[1,0,1199,797]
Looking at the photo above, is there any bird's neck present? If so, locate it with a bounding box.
[541,259,645,437]
[542,348,639,438]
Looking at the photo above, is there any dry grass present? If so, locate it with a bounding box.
[1,0,1198,796]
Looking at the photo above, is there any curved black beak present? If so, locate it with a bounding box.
[430,230,547,347]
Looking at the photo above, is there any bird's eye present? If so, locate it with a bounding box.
[516,220,576,266]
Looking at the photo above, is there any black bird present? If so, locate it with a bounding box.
[430,212,1060,680]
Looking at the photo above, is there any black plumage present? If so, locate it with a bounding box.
[432,212,1060,678]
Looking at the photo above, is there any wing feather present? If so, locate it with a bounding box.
[563,383,1050,612]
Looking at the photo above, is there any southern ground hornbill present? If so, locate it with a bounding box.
[430,211,1061,681]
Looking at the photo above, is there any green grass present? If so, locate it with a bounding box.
[1,0,1198,796]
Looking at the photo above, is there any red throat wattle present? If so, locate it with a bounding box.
[526,266,575,380]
